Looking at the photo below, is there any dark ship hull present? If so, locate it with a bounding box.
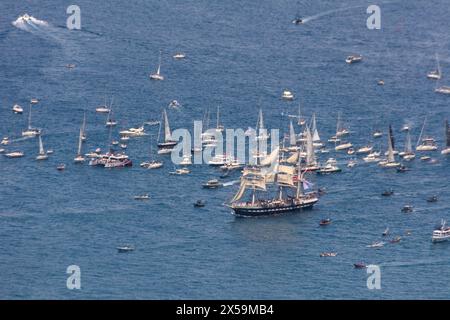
[231,198,317,217]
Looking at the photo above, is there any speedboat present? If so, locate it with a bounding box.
[5,151,24,158]
[435,86,450,95]
[208,154,233,166]
[427,195,438,203]
[170,167,190,175]
[381,189,394,197]
[12,104,23,114]
[117,245,135,253]
[400,124,410,132]
[292,18,303,25]
[378,159,401,168]
[432,220,450,243]
[202,179,222,189]
[194,200,206,207]
[119,126,146,137]
[30,98,39,104]
[22,128,41,137]
[377,80,385,86]
[95,105,110,113]
[134,194,149,200]
[173,53,186,59]
[346,55,363,64]
[281,89,294,100]
[57,164,66,171]
[373,130,383,138]
[401,205,413,213]
[319,218,332,226]
[179,155,192,166]
[140,161,163,169]
[354,263,367,269]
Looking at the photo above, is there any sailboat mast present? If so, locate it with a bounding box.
[77,127,83,155]
[417,117,427,146]
[296,149,302,198]
[28,103,32,129]
[38,135,44,154]
[216,106,220,129]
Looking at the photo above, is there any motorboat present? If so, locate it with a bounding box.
[401,205,414,213]
[381,189,394,197]
[356,145,373,154]
[1,137,9,145]
[400,124,410,132]
[117,245,135,253]
[65,63,76,69]
[281,89,294,100]
[319,218,332,226]
[363,153,381,163]
[347,148,355,155]
[347,159,357,167]
[354,263,367,269]
[396,165,410,173]
[134,194,149,200]
[382,227,389,236]
[428,54,442,80]
[194,200,206,207]
[208,154,233,166]
[377,80,385,86]
[292,18,303,25]
[202,179,222,189]
[427,195,438,203]
[390,236,401,244]
[373,130,383,138]
[173,53,186,59]
[12,104,23,114]
[140,160,163,169]
[317,163,341,174]
[57,164,66,171]
[170,167,190,175]
[119,126,146,137]
[416,138,438,151]
[220,160,244,171]
[30,98,39,104]
[346,55,363,64]
[435,86,450,94]
[5,151,24,158]
[335,142,352,151]
[179,155,192,166]
[432,220,450,243]
[168,100,181,109]
[320,252,337,257]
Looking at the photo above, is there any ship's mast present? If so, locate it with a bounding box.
[296,149,302,198]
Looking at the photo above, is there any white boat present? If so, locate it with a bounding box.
[346,55,363,64]
[5,151,24,158]
[416,117,438,151]
[105,98,117,127]
[441,119,450,155]
[281,89,294,100]
[1,137,9,145]
[150,50,164,80]
[432,220,450,243]
[427,54,442,80]
[96,96,110,113]
[208,154,233,166]
[379,125,400,168]
[35,135,48,160]
[255,108,270,141]
[347,159,357,167]
[435,86,450,94]
[74,117,86,163]
[363,153,381,163]
[173,53,186,59]
[373,130,383,138]
[120,126,146,137]
[22,104,41,137]
[12,104,23,114]
[180,155,192,166]
[366,241,385,248]
[134,194,149,200]
[170,167,190,175]
[215,105,224,132]
[141,135,163,169]
[356,145,373,154]
[30,98,39,104]
[400,130,415,160]
[335,142,352,151]
[335,112,349,137]
[317,163,341,174]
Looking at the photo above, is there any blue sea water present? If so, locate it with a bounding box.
[0,0,450,299]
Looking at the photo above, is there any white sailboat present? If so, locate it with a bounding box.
[140,135,163,168]
[427,54,442,80]
[297,103,306,126]
[22,103,41,137]
[36,135,48,160]
[379,126,400,168]
[215,106,224,132]
[105,98,117,127]
[335,112,349,137]
[81,112,87,141]
[157,109,177,153]
[255,108,269,141]
[400,130,415,160]
[150,50,164,80]
[74,125,85,163]
[96,95,110,113]
[287,120,298,151]
[441,119,450,155]
[310,113,323,148]
[416,117,438,151]
[304,125,319,171]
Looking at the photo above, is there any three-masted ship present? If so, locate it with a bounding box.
[227,147,319,217]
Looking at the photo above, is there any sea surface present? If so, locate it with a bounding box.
[0,0,450,299]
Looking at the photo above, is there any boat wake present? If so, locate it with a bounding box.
[300,5,365,24]
[12,14,49,32]
[222,180,240,187]
[380,258,449,268]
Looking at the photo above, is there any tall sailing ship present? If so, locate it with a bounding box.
[227,148,318,217]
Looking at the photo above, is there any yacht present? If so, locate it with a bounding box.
[12,104,23,114]
[5,151,24,158]
[432,220,450,243]
[35,135,48,160]
[173,53,186,59]
[317,163,341,174]
[150,50,164,80]
[281,89,294,100]
[346,55,363,64]
[208,154,233,166]
[202,179,222,189]
[220,159,244,171]
[416,138,438,151]
[363,152,381,163]
[22,104,41,137]
[441,120,450,154]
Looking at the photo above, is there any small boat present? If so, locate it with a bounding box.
[150,50,164,80]
[346,55,363,64]
[180,155,192,166]
[95,98,110,113]
[120,126,146,137]
[0,149,4,153]
[401,205,413,213]
[173,53,186,59]
[22,104,41,137]
[117,245,135,253]
[281,89,294,100]
[292,17,303,25]
[134,194,149,200]
[202,179,222,189]
[120,136,130,142]
[427,195,438,203]
[363,153,381,163]
[390,236,402,244]
[400,124,410,132]
[366,241,385,248]
[435,86,450,95]
[354,263,367,269]
[432,220,450,243]
[320,252,337,257]
[65,63,76,69]
[30,98,39,104]
[12,104,23,114]
[347,148,355,155]
[111,140,119,146]
[168,100,181,109]
[382,227,389,236]
[373,130,383,138]
[335,142,352,151]
[46,150,54,154]
[319,218,332,226]
[120,144,127,149]
[141,160,163,169]
[347,159,357,167]
[356,145,373,154]
[57,164,66,171]
[35,135,48,160]
[427,54,442,80]
[416,117,438,151]
[1,137,9,145]
[317,164,341,174]
[377,80,385,86]
[194,200,206,207]
[396,165,410,173]
[420,155,431,161]
[381,189,394,197]
[5,151,24,158]
[170,167,190,175]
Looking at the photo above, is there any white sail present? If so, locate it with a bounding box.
[405,130,412,153]
[387,127,395,162]
[260,147,279,166]
[231,179,247,202]
[163,109,172,142]
[258,108,264,130]
[278,164,295,175]
[289,120,296,146]
[311,113,320,142]
[38,135,44,154]
[286,152,299,164]
[305,125,315,165]
[77,127,83,155]
[157,51,162,75]
[277,173,295,187]
[416,117,427,146]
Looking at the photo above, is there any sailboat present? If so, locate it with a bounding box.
[35,135,48,160]
[157,109,177,153]
[416,117,438,151]
[81,112,87,141]
[215,106,224,132]
[287,120,298,151]
[140,135,163,169]
[379,125,401,168]
[74,125,85,163]
[310,113,323,148]
[384,125,399,155]
[255,108,269,141]
[441,119,450,155]
[96,95,110,113]
[427,54,442,80]
[105,98,117,127]
[304,125,320,171]
[400,129,416,160]
[297,103,306,126]
[335,112,349,137]
[226,149,318,217]
[22,104,41,137]
[150,50,164,80]
[200,108,217,147]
